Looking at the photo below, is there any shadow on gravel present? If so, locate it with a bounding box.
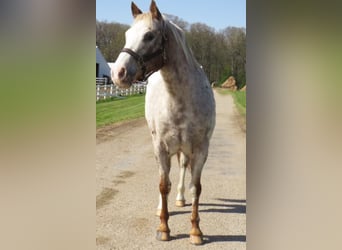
[199,198,246,214]
[217,198,246,203]
[169,210,190,216]
[171,234,188,240]
[170,198,246,216]
[169,198,246,244]
[172,234,246,243]
[205,235,246,243]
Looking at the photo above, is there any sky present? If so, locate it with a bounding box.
[96,0,246,31]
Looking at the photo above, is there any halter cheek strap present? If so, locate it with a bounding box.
[121,33,167,81]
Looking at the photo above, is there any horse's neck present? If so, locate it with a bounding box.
[159,25,197,96]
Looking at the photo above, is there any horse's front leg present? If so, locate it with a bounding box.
[154,146,171,241]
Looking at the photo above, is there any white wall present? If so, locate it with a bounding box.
[96,46,111,78]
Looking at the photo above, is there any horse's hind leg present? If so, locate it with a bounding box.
[154,147,171,241]
[189,143,209,245]
[176,152,188,207]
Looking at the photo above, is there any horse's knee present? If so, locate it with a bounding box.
[190,182,201,200]
[167,181,171,193]
[159,177,171,194]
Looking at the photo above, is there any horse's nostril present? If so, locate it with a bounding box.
[118,67,126,79]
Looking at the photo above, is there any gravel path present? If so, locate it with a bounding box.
[96,90,246,249]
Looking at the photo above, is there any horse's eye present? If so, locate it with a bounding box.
[143,32,155,42]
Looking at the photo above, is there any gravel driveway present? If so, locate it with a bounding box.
[96,90,246,249]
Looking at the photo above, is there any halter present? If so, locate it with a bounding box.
[121,31,167,81]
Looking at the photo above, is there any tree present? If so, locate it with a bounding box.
[222,27,246,88]
[96,21,129,62]
[187,23,216,81]
[95,19,246,88]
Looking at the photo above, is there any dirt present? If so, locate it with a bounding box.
[96,90,246,249]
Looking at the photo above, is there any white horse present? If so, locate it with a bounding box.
[112,1,215,245]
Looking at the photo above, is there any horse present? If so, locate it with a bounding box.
[112,1,216,245]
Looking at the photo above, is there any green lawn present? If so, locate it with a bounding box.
[96,95,145,128]
[97,89,246,128]
[216,88,246,116]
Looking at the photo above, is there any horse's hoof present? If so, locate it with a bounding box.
[175,200,185,207]
[156,230,171,241]
[190,235,203,245]
[155,209,161,216]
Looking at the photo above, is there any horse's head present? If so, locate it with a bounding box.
[112,1,167,88]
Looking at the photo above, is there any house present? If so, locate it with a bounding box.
[96,46,111,82]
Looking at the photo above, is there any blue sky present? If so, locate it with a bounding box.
[96,0,246,31]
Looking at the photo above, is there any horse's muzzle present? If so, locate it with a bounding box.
[112,64,135,89]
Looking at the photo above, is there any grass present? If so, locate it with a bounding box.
[231,91,246,116]
[96,94,145,128]
[216,88,246,116]
[96,88,246,128]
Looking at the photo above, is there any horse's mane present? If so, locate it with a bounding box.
[164,18,199,68]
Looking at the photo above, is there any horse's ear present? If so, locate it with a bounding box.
[131,2,142,18]
[150,0,162,20]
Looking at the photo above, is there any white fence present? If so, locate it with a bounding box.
[96,77,108,85]
[96,78,146,101]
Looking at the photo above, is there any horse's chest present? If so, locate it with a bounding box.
[146,84,210,154]
[157,116,197,153]
[160,127,187,152]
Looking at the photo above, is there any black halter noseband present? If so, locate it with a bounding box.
[120,33,167,81]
